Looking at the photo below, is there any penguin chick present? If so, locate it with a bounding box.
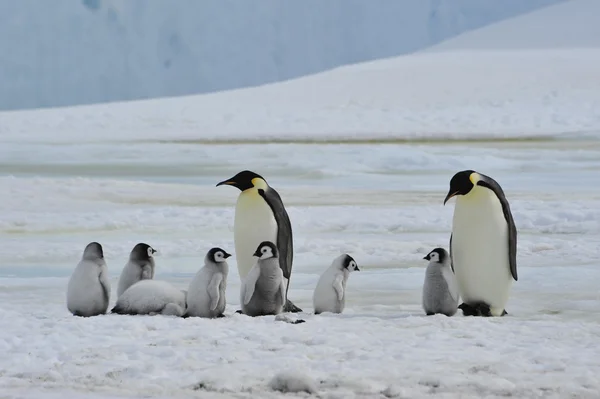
[313,254,359,315]
[240,241,287,317]
[184,247,231,318]
[66,242,111,317]
[111,280,186,317]
[117,243,157,298]
[422,248,459,317]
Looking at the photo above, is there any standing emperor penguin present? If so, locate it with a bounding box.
[217,170,302,313]
[444,170,518,317]
[66,242,111,317]
[117,243,157,298]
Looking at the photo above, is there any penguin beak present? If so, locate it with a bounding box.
[423,254,430,260]
[216,179,236,187]
[223,252,232,259]
[443,191,459,205]
[355,266,360,271]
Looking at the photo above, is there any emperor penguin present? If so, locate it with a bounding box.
[111,280,187,317]
[444,170,518,317]
[217,170,302,313]
[240,241,287,317]
[422,248,459,317]
[312,254,360,315]
[117,243,157,298]
[184,247,231,318]
[66,242,111,317]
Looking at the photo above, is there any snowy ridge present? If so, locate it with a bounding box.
[2,49,599,143]
[425,0,600,51]
[0,0,562,110]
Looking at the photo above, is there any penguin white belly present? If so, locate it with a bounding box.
[234,189,278,280]
[452,187,512,316]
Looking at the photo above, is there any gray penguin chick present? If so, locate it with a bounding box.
[117,243,157,298]
[184,247,231,318]
[240,241,287,317]
[66,242,111,317]
[313,254,360,314]
[422,248,459,316]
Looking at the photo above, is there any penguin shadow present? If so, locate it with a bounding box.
[231,309,306,324]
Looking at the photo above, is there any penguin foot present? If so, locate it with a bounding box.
[459,302,493,317]
[292,319,306,324]
[235,309,243,314]
[283,299,303,313]
[502,309,508,316]
[216,313,227,318]
[426,312,435,316]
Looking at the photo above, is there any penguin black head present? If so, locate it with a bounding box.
[216,170,267,192]
[83,242,104,260]
[342,254,360,271]
[444,170,481,205]
[253,241,278,259]
[130,243,157,261]
[423,248,448,264]
[208,247,232,263]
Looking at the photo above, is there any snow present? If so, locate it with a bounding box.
[2,0,600,397]
[2,139,600,398]
[2,0,599,143]
[0,0,562,111]
[425,0,600,51]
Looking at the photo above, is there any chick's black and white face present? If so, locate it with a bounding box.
[254,241,277,260]
[343,255,359,272]
[259,245,274,259]
[428,252,440,262]
[424,248,447,264]
[209,247,231,263]
[147,246,157,258]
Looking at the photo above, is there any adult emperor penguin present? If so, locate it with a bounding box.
[444,170,518,317]
[216,170,302,313]
[66,242,111,317]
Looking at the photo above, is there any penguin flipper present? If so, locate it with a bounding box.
[207,273,223,311]
[242,265,260,305]
[258,188,293,282]
[332,274,344,301]
[98,270,111,310]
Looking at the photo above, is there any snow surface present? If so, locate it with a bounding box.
[2,1,600,397]
[0,0,562,110]
[2,139,600,398]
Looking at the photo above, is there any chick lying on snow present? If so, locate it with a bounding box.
[269,371,317,394]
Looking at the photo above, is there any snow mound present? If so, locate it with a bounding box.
[269,371,318,394]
